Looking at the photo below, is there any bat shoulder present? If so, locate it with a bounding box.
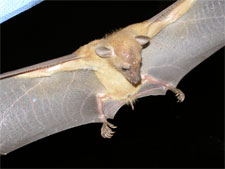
[74,39,103,57]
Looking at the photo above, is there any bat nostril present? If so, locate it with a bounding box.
[132,80,140,86]
[131,76,141,86]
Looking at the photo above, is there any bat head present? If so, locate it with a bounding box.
[95,35,150,86]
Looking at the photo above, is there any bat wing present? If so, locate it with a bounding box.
[106,0,225,118]
[136,0,225,99]
[0,68,125,154]
[0,69,116,154]
[0,0,224,155]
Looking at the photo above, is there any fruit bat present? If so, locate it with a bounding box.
[0,0,224,155]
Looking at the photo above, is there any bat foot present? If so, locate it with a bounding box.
[97,94,117,138]
[176,89,185,102]
[169,87,185,102]
[101,121,117,139]
[143,75,185,102]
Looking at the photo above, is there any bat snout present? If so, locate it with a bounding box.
[121,66,142,86]
[128,74,141,86]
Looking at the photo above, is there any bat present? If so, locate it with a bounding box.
[0,0,224,162]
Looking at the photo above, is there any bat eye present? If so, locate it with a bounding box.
[121,64,131,71]
[121,67,129,71]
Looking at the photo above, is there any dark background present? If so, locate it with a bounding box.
[0,1,224,168]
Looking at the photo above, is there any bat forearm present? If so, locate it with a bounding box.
[124,0,196,38]
[150,0,195,36]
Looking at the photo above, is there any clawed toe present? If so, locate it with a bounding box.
[175,89,185,102]
[101,121,117,139]
[168,87,185,102]
[106,121,117,129]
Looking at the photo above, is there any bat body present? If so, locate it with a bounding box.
[1,0,194,138]
[0,0,224,155]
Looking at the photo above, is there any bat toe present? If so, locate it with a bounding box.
[101,121,117,138]
[175,89,185,102]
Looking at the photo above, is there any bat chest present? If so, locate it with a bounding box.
[95,67,140,101]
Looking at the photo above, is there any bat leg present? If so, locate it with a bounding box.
[143,75,185,102]
[97,95,117,139]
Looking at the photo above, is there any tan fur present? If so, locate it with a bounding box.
[75,36,142,101]
[16,0,195,104]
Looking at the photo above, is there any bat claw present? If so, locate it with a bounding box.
[101,121,117,139]
[106,121,117,129]
[167,86,185,102]
[174,88,185,102]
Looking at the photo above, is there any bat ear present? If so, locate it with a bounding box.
[95,46,112,58]
[135,35,151,46]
